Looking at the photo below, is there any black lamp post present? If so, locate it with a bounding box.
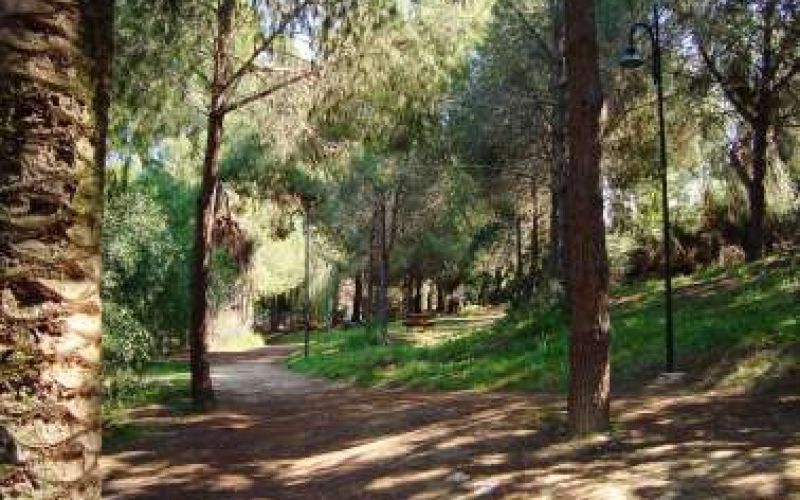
[620,1,676,373]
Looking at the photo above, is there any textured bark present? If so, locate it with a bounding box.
[745,120,768,261]
[564,0,611,435]
[0,1,111,498]
[744,0,776,262]
[744,0,776,263]
[189,0,235,406]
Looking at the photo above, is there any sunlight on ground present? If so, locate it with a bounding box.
[394,308,507,348]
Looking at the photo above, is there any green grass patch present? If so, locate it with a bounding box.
[103,360,191,449]
[289,256,800,392]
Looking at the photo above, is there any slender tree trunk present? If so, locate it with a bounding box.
[436,283,445,313]
[190,112,222,405]
[327,266,338,331]
[303,203,311,355]
[494,268,503,302]
[270,295,280,331]
[516,214,524,280]
[352,270,363,322]
[564,0,611,435]
[414,278,423,313]
[530,176,540,275]
[425,286,432,311]
[189,0,235,406]
[549,0,567,282]
[0,2,112,498]
[366,224,376,321]
[377,199,389,343]
[402,274,412,314]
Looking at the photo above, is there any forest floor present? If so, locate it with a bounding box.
[102,342,800,499]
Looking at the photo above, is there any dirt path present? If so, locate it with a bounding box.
[102,346,800,499]
[209,347,346,402]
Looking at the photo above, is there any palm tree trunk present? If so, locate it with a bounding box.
[0,2,112,498]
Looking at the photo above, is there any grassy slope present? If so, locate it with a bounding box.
[288,256,799,393]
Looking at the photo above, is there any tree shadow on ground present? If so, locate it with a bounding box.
[103,363,799,500]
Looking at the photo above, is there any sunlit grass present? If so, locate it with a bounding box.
[289,257,799,393]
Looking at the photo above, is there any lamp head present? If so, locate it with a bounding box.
[619,46,645,69]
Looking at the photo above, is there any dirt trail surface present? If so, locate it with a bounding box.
[102,346,800,499]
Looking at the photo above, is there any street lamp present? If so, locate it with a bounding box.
[620,1,676,373]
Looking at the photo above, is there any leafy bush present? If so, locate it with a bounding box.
[103,303,152,368]
[102,171,195,367]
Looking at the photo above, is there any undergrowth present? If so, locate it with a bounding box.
[103,360,191,449]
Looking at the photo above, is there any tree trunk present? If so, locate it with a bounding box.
[549,0,567,282]
[436,283,445,313]
[352,270,363,322]
[189,0,235,406]
[402,274,412,314]
[745,121,768,261]
[270,295,280,331]
[0,2,112,498]
[190,112,222,405]
[516,214,523,279]
[303,204,311,355]
[564,0,611,436]
[494,268,503,302]
[414,278,423,313]
[327,266,339,331]
[530,176,540,275]
[743,0,777,263]
[377,199,389,343]
[366,224,376,321]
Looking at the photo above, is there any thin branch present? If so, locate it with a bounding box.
[695,37,756,122]
[222,0,311,92]
[222,69,316,114]
[501,0,555,64]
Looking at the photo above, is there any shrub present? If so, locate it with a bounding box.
[103,302,153,368]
